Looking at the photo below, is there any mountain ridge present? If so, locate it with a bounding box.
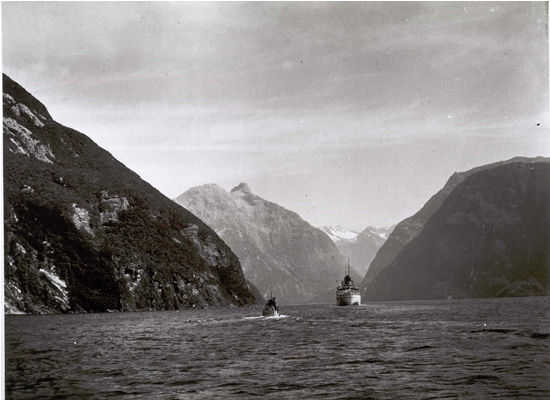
[175,183,347,304]
[362,158,550,300]
[361,156,550,291]
[3,73,257,313]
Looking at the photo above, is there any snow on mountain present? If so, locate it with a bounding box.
[366,225,395,240]
[320,226,359,242]
[320,224,395,278]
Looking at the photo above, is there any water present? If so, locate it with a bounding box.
[6,297,550,399]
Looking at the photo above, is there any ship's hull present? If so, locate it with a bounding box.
[262,308,279,317]
[336,293,361,306]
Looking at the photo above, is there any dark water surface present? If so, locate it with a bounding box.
[6,297,550,399]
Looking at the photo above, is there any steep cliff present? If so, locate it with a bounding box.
[362,157,549,291]
[175,183,346,304]
[3,74,256,313]
[362,159,550,300]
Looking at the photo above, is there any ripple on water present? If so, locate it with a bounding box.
[5,297,550,399]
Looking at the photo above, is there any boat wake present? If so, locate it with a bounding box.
[264,314,289,319]
[243,314,290,320]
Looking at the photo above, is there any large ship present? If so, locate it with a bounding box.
[336,261,361,306]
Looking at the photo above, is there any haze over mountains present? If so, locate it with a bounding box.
[3,74,257,314]
[362,157,550,301]
[175,183,348,304]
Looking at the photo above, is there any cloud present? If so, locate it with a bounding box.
[3,2,548,228]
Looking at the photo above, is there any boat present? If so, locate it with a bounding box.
[262,293,279,317]
[336,260,361,306]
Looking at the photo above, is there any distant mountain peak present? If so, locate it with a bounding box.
[231,182,251,194]
[186,183,226,194]
[175,183,346,304]
[320,225,359,242]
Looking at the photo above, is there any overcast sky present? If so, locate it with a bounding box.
[3,2,548,230]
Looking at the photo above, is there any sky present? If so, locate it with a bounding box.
[2,2,549,230]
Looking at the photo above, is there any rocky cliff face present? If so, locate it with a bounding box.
[3,74,256,314]
[175,183,346,304]
[362,159,550,301]
[321,225,392,277]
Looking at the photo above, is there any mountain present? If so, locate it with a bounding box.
[370,225,394,240]
[361,156,549,292]
[174,183,347,304]
[349,226,394,276]
[361,158,550,300]
[320,226,359,242]
[321,225,393,276]
[3,74,257,314]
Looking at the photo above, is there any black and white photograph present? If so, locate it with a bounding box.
[2,1,549,399]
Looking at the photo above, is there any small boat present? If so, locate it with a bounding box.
[262,294,279,317]
[336,259,361,306]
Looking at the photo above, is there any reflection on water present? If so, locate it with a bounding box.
[6,297,550,399]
